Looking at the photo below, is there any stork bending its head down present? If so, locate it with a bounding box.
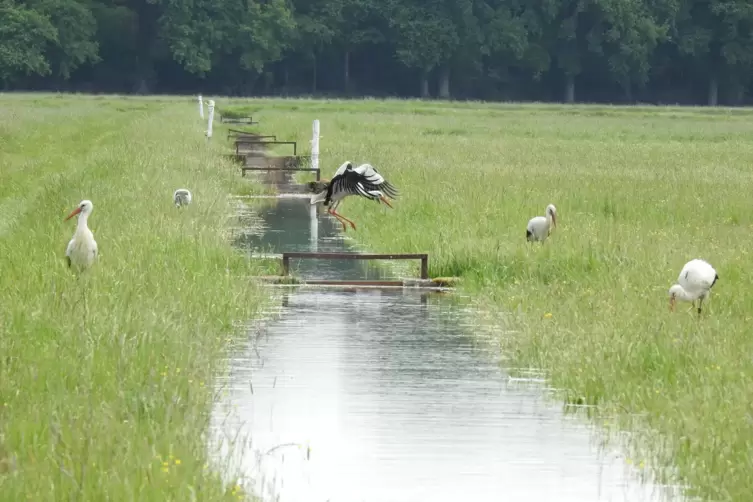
[307,161,399,232]
[526,204,557,243]
[174,188,192,207]
[669,259,719,315]
[65,199,98,273]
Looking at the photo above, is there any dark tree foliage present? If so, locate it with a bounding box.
[2,0,753,104]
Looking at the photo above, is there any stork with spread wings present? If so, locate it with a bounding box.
[308,161,399,232]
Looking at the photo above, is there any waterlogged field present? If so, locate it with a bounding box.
[224,98,753,501]
[0,94,275,500]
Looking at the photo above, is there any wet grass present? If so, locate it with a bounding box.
[224,97,753,501]
[0,93,272,500]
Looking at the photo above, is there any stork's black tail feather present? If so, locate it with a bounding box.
[526,229,534,241]
[711,273,719,288]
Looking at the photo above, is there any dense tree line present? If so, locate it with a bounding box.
[3,0,753,104]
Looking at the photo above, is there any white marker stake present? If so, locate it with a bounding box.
[311,119,320,173]
[206,99,215,139]
[310,119,320,251]
[198,94,204,119]
[310,203,318,252]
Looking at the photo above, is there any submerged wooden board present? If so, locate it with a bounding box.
[250,276,459,290]
[281,252,430,279]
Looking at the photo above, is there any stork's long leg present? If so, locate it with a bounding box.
[327,208,354,231]
[328,208,356,230]
[697,297,704,316]
[325,208,347,231]
[332,215,348,232]
[324,202,348,232]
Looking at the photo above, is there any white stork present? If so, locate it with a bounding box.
[65,199,98,273]
[308,161,399,232]
[173,189,192,207]
[526,204,557,243]
[669,259,719,315]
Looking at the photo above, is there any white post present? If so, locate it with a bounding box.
[311,119,320,172]
[310,119,320,251]
[198,94,204,119]
[206,99,215,139]
[309,203,318,252]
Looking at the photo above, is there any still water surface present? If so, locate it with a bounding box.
[210,197,681,502]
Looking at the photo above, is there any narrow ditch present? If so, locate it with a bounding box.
[209,123,682,502]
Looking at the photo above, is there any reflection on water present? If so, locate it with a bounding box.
[210,197,682,502]
[233,198,401,281]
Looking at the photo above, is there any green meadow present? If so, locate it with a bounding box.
[0,94,273,500]
[225,98,753,501]
[2,93,752,501]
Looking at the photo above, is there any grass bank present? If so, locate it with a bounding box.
[224,98,753,501]
[0,94,274,500]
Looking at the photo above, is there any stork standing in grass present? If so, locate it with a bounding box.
[174,189,192,207]
[669,259,719,315]
[308,161,399,232]
[526,204,557,243]
[65,199,98,273]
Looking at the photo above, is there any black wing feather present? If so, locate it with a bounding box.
[331,169,399,202]
[366,167,399,198]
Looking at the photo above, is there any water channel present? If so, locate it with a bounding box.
[210,195,683,502]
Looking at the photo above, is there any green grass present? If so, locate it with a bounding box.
[224,97,753,501]
[0,94,275,500]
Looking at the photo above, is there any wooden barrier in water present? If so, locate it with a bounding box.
[252,275,459,290]
[235,140,298,156]
[241,166,321,180]
[228,132,276,141]
[280,252,430,280]
[220,115,257,124]
[227,127,266,139]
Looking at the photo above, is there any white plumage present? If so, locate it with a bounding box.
[308,161,399,232]
[174,189,192,207]
[669,259,719,315]
[526,204,557,242]
[65,199,98,273]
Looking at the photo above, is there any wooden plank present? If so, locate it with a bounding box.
[252,277,448,292]
[228,133,276,141]
[235,194,312,199]
[221,115,256,124]
[281,252,429,279]
[235,140,297,155]
[228,128,259,134]
[241,166,320,180]
[303,280,406,287]
[283,252,428,260]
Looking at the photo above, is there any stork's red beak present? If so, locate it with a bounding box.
[65,206,82,221]
[552,214,557,228]
[669,296,676,312]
